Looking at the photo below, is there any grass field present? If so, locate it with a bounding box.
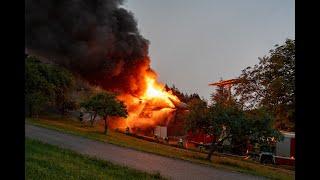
[26,138,165,180]
[26,117,295,180]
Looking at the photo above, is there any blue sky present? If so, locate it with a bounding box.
[123,0,295,101]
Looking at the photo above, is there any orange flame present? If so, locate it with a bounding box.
[110,73,182,131]
[142,76,180,108]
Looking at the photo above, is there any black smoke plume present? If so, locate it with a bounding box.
[26,0,153,95]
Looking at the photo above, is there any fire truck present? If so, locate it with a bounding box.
[274,131,295,166]
[185,130,214,149]
[248,131,295,166]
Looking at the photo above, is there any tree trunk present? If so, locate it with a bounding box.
[104,116,108,134]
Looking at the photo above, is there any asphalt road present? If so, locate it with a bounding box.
[26,124,264,180]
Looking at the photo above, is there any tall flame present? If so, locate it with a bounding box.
[142,76,180,108]
[110,74,182,131]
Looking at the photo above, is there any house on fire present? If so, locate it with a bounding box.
[153,102,189,139]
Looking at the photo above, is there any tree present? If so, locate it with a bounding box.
[25,56,75,117]
[235,39,295,131]
[165,84,203,105]
[211,84,239,108]
[25,56,55,117]
[185,93,202,103]
[205,103,282,160]
[80,98,98,126]
[47,63,75,115]
[206,103,247,159]
[25,91,50,118]
[60,99,77,115]
[245,108,283,149]
[185,85,282,160]
[185,98,209,133]
[166,84,188,103]
[81,92,128,134]
[208,84,243,155]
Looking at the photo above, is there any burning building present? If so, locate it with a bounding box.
[25,0,188,134]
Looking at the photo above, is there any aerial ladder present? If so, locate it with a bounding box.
[208,78,241,99]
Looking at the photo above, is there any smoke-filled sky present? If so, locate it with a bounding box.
[122,0,295,101]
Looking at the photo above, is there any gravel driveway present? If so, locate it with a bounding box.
[25,124,264,180]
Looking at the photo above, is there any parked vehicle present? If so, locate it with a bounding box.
[247,131,295,166]
[274,131,295,166]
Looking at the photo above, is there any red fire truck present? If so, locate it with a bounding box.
[274,131,295,166]
[185,130,214,149]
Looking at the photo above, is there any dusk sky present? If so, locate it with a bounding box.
[123,0,295,101]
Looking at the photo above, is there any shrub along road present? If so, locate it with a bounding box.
[26,124,263,180]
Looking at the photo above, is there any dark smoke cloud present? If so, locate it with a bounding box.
[26,0,153,95]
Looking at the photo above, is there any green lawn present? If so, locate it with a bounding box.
[26,117,295,180]
[26,138,165,180]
